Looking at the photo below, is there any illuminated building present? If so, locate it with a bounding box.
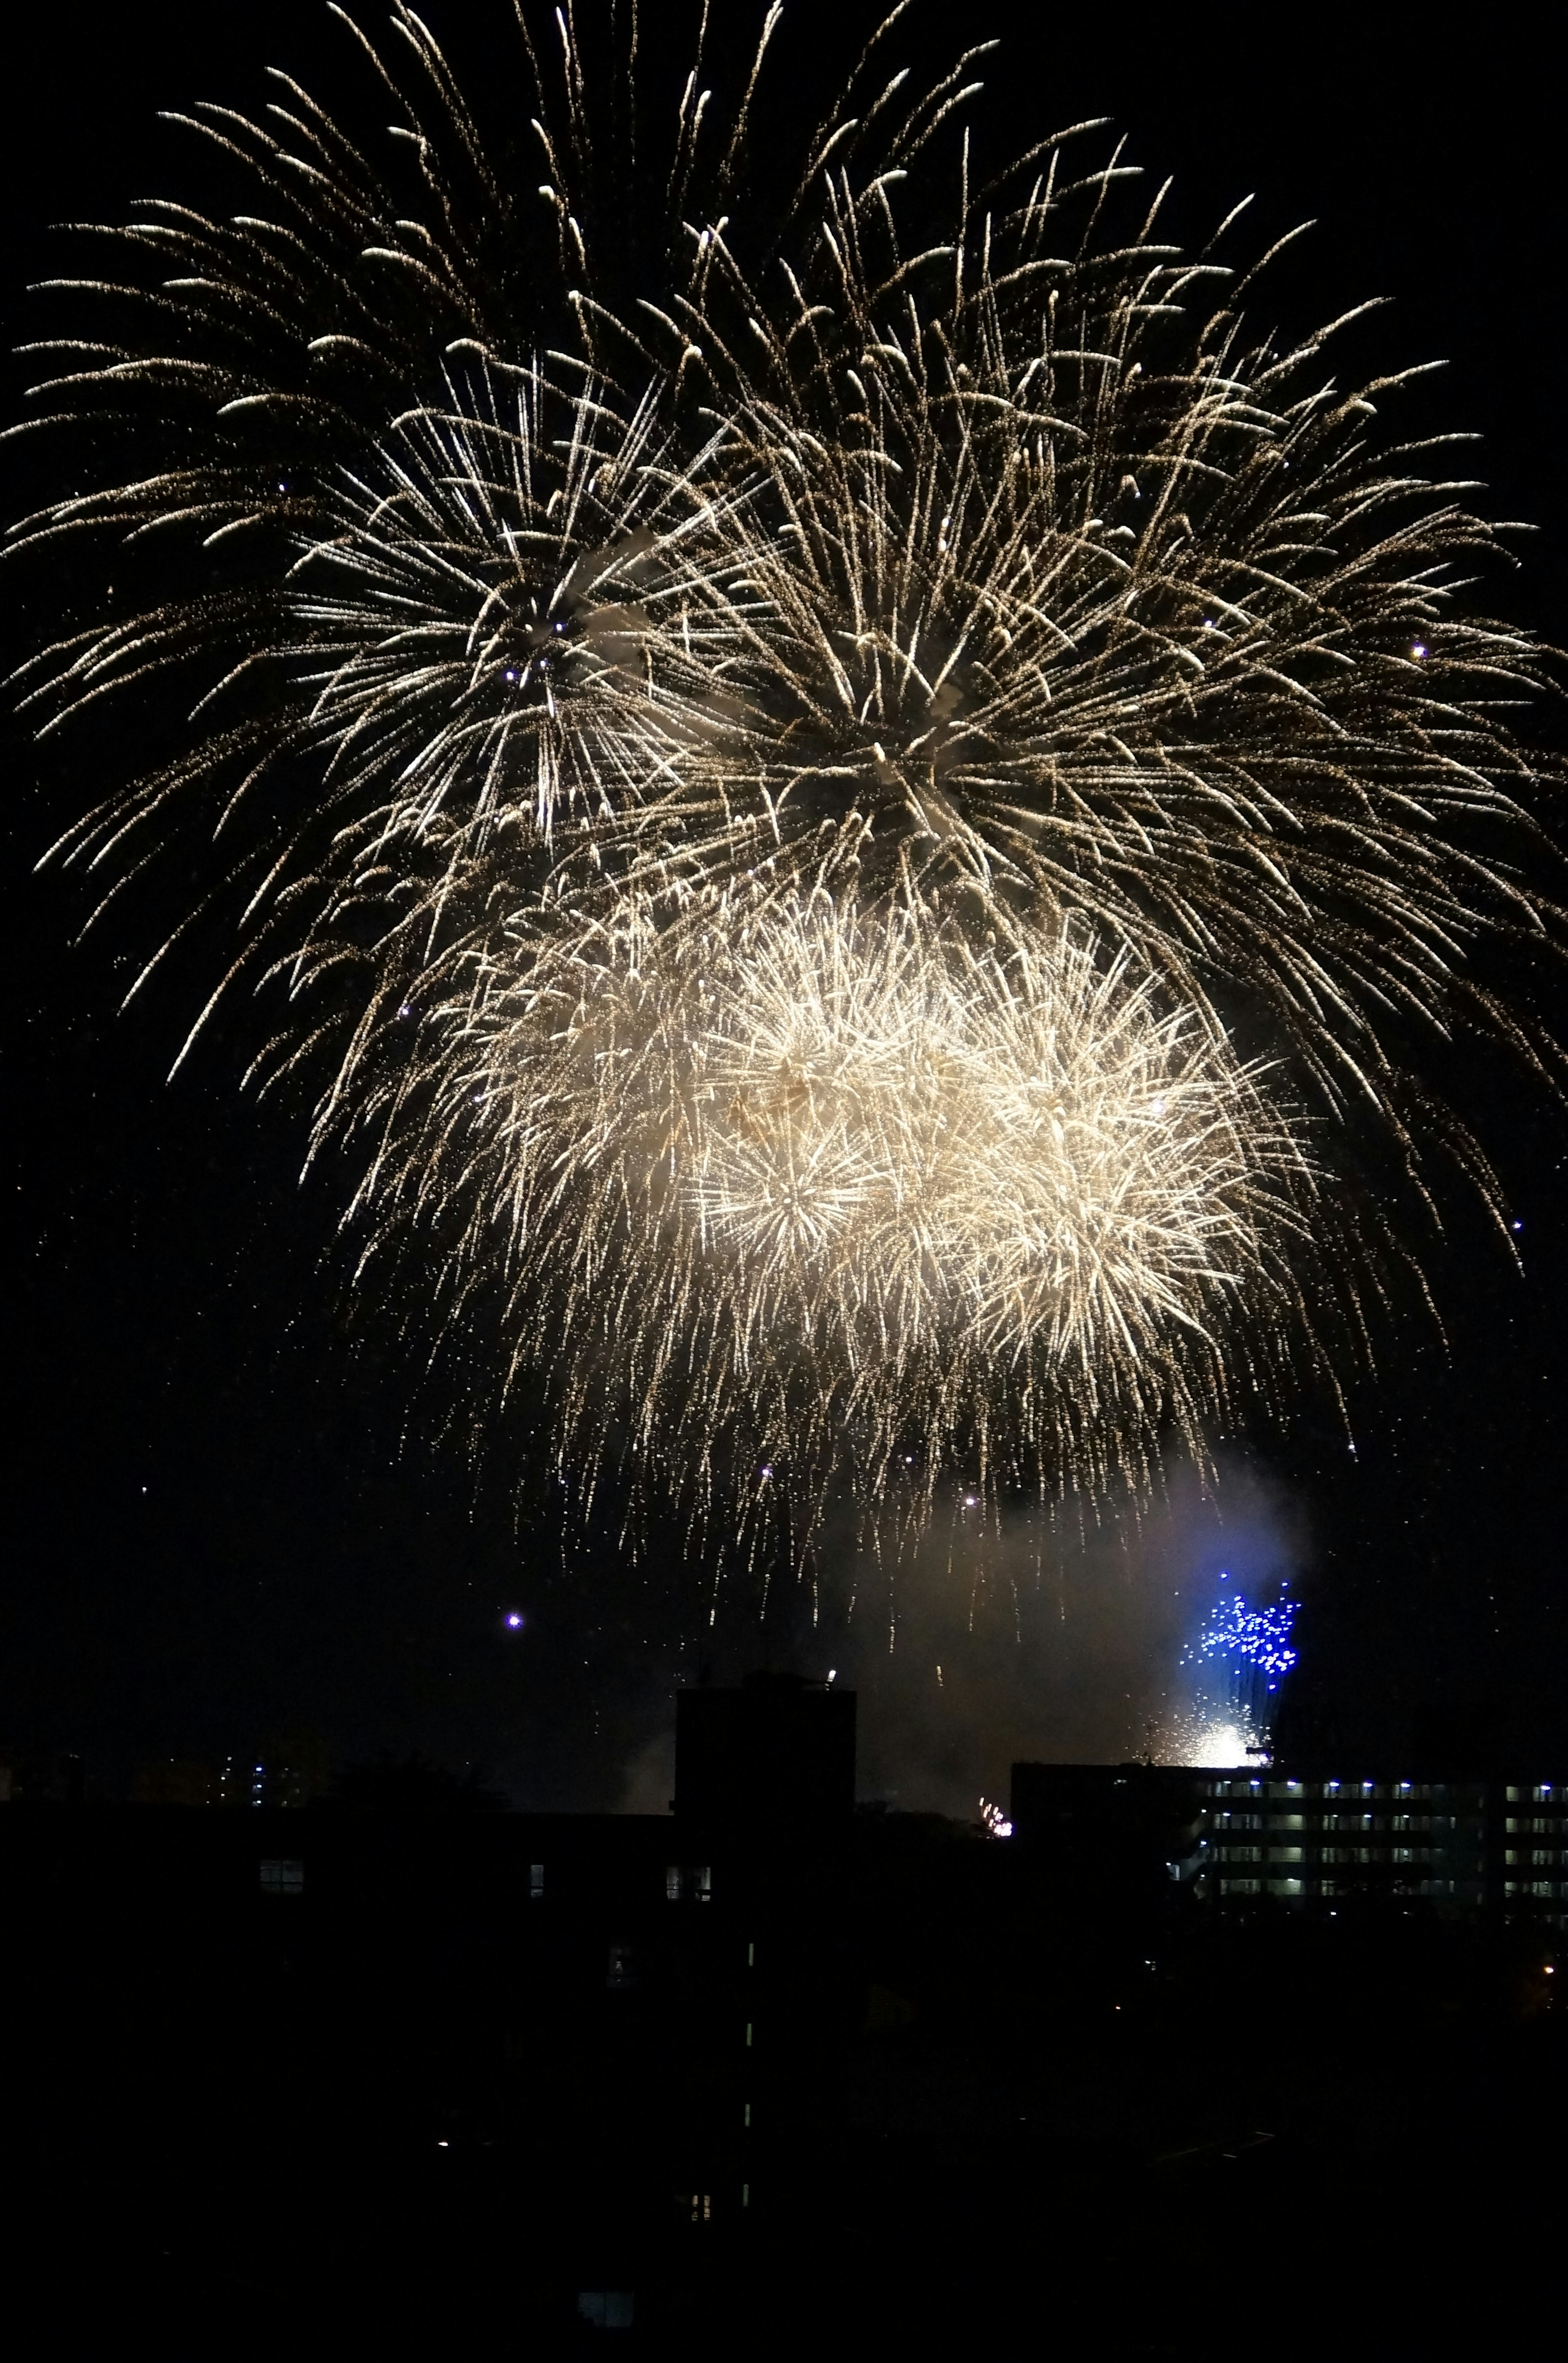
[1203,1774,1566,1920]
[1007,1763,1567,1923]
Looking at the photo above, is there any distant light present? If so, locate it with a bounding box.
[1512,1220,1523,1232]
[505,1612,524,1630]
[1412,642,1428,659]
[826,1668,836,1683]
[964,1494,978,1507]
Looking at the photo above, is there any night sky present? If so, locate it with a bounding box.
[6,1,1568,1809]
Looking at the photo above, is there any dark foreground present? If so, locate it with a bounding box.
[0,1801,1561,2354]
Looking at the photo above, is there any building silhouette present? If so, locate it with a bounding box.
[1,1697,1561,2343]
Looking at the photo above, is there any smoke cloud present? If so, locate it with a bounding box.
[719,1457,1310,1818]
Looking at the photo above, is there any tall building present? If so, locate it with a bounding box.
[674,1670,856,1829]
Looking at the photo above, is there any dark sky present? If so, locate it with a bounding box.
[5,0,1568,1808]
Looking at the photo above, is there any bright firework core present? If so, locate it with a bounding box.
[1175,1718,1257,1771]
[380,888,1308,1522]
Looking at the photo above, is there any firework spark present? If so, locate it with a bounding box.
[341,886,1309,1527]
[1170,1576,1300,1760]
[8,4,1561,1544]
[1194,1587,1301,1682]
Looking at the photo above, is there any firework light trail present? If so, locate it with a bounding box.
[9,3,1561,1555]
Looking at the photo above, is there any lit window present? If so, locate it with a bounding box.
[259,1859,303,1896]
[530,1862,545,1899]
[1535,1786,1555,1803]
[666,1866,683,1901]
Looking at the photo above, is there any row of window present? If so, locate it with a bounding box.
[1218,1844,1460,1866]
[1220,1873,1477,1897]
[1215,1816,1482,1840]
[533,1863,715,1902]
[259,1860,719,1904]
[1208,1780,1562,1804]
[1208,1780,1484,1803]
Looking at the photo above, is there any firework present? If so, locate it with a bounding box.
[9,4,1561,1540]
[338,883,1310,1527]
[1194,1587,1300,1683]
[1174,1576,1299,1757]
[1161,1711,1260,1771]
